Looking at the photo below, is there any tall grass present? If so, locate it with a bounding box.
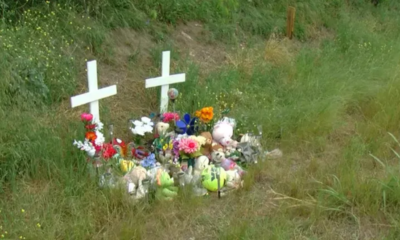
[1,0,400,238]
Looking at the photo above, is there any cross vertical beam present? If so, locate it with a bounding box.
[145,51,185,114]
[70,60,117,122]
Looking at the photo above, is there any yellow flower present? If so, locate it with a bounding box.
[120,160,134,173]
[162,141,173,151]
[21,209,25,213]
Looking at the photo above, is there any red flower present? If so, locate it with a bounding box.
[85,124,96,130]
[102,143,117,160]
[93,143,102,152]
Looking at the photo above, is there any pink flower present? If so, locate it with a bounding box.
[162,112,180,123]
[178,138,199,154]
[81,113,93,122]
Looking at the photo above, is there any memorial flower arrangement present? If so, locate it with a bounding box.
[73,113,105,158]
[72,88,282,201]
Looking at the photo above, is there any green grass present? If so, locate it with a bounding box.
[2,0,400,239]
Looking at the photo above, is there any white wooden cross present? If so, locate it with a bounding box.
[70,60,117,122]
[145,51,185,113]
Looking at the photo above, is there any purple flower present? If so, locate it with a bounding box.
[172,140,180,157]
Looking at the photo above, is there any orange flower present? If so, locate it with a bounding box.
[85,131,97,141]
[197,107,214,123]
[195,110,201,118]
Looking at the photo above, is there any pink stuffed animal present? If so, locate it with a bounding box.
[212,118,238,148]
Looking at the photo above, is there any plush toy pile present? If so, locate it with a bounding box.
[73,103,282,201]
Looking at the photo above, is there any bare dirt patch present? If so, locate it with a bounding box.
[170,22,228,76]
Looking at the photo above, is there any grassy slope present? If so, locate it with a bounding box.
[1,0,400,239]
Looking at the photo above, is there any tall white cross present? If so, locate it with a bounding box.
[70,60,117,122]
[145,51,185,113]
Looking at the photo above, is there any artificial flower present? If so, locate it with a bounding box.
[162,112,180,123]
[131,117,154,136]
[175,113,198,135]
[141,153,157,169]
[73,139,96,157]
[85,124,96,130]
[178,138,200,154]
[81,113,93,122]
[94,131,105,146]
[85,131,97,141]
[120,159,134,173]
[195,107,214,123]
[141,116,154,131]
[172,140,180,157]
[102,143,117,159]
[162,140,173,151]
[93,119,104,131]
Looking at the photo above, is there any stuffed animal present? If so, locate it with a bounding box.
[189,155,210,196]
[155,168,179,201]
[199,132,213,157]
[221,158,236,171]
[177,166,194,185]
[158,149,173,164]
[123,166,148,199]
[224,146,241,161]
[211,146,225,164]
[155,122,170,137]
[225,169,243,189]
[212,118,238,148]
[193,155,210,176]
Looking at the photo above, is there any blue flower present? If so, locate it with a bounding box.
[175,113,198,135]
[141,153,156,169]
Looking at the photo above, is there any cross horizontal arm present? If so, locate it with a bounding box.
[70,85,117,108]
[145,73,186,88]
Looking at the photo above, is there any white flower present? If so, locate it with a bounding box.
[73,139,96,157]
[87,148,96,157]
[141,117,153,125]
[93,120,104,131]
[130,117,154,136]
[94,131,105,146]
[131,127,145,136]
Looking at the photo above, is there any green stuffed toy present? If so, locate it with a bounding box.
[155,169,179,201]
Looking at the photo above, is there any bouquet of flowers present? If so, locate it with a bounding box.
[73,113,106,159]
